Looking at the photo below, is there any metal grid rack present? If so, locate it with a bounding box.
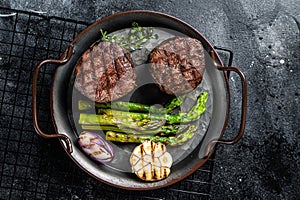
[0,7,216,199]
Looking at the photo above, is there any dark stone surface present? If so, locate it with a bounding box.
[0,0,299,199]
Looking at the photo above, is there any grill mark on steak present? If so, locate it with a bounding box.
[100,42,117,101]
[111,42,120,80]
[97,43,110,101]
[149,36,205,95]
[182,37,202,88]
[88,46,97,99]
[74,41,136,103]
[81,48,96,99]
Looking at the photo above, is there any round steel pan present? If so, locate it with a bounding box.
[32,10,247,190]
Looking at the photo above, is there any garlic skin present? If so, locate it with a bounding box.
[130,140,173,181]
[78,131,114,163]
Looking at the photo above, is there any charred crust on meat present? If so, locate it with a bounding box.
[149,36,205,95]
[74,41,136,103]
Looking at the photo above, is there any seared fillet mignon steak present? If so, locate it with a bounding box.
[149,36,205,95]
[74,41,136,103]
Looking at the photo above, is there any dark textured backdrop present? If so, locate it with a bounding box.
[0,0,299,199]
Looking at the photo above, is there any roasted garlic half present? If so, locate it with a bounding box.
[130,140,173,181]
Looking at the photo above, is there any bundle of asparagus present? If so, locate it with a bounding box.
[78,91,208,146]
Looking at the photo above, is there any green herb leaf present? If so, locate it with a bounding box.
[99,22,158,51]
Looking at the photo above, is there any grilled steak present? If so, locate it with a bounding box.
[149,36,205,95]
[74,41,136,103]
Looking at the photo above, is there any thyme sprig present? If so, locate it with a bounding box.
[100,22,158,51]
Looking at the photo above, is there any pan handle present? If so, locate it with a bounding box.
[32,45,74,154]
[214,46,233,66]
[214,46,233,77]
[205,66,247,156]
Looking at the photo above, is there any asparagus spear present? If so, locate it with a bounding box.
[79,86,205,114]
[96,91,208,124]
[165,87,205,113]
[165,94,186,113]
[81,124,189,135]
[78,92,208,130]
[78,112,164,131]
[180,91,208,122]
[78,100,166,113]
[78,92,208,131]
[105,125,198,146]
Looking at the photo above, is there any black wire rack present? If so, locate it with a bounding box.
[0,7,217,199]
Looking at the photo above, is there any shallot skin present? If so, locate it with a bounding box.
[78,131,114,163]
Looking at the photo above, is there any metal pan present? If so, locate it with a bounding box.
[32,10,247,190]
